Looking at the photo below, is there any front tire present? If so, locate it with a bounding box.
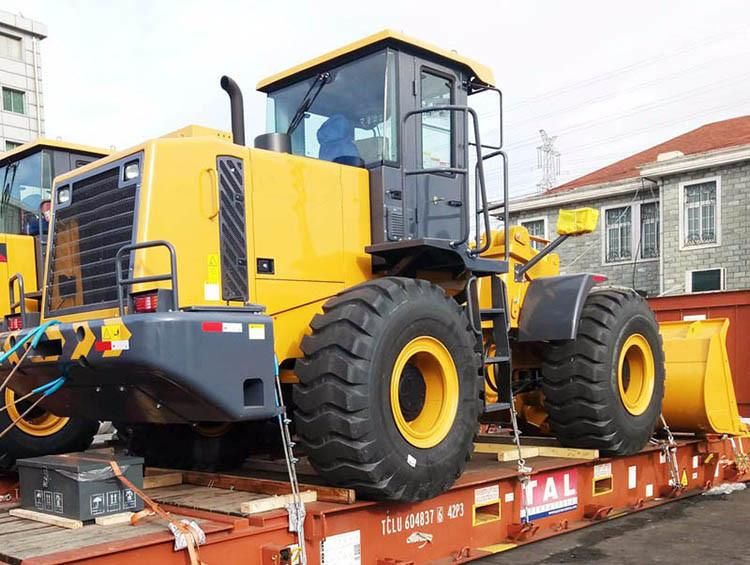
[294,277,482,501]
[542,288,665,455]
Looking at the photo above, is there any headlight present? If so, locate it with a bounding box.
[123,160,140,181]
[57,186,71,204]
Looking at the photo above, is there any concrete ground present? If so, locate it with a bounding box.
[478,487,750,564]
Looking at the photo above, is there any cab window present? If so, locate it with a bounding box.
[420,71,453,169]
[266,49,398,166]
[0,150,53,235]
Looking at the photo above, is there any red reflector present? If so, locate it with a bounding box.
[592,274,608,284]
[133,292,159,313]
[7,316,22,331]
[95,341,112,351]
[201,321,223,333]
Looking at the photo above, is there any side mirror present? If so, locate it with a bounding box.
[556,207,599,237]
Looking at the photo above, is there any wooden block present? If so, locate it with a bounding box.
[536,446,599,460]
[240,490,317,515]
[95,512,134,526]
[474,443,539,461]
[180,470,356,505]
[143,471,183,489]
[9,508,83,529]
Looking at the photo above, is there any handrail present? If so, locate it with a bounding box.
[401,105,489,250]
[474,149,509,260]
[8,273,26,319]
[115,240,179,316]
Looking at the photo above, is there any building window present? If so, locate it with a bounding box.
[680,178,719,248]
[4,140,22,151]
[686,268,723,293]
[0,33,22,60]
[640,202,659,259]
[605,206,632,263]
[602,200,660,264]
[520,218,547,250]
[2,88,25,114]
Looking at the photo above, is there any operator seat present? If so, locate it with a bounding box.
[317,114,364,166]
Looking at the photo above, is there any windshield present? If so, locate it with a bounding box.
[0,150,52,235]
[266,49,398,166]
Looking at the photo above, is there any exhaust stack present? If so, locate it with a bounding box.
[220,75,245,146]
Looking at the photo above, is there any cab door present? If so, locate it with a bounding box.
[404,58,467,241]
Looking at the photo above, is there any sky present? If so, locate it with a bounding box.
[9,0,750,199]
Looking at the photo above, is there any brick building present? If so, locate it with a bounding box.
[0,10,46,151]
[499,116,750,297]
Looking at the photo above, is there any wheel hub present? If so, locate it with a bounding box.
[390,336,459,448]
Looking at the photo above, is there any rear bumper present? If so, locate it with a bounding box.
[0,311,280,423]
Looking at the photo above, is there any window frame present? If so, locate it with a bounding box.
[2,87,25,115]
[678,175,721,250]
[520,216,548,250]
[639,200,660,260]
[685,267,724,293]
[600,198,660,266]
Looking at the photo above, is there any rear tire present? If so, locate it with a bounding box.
[542,287,665,455]
[126,423,252,471]
[294,277,482,501]
[0,390,98,471]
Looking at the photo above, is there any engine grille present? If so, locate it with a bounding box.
[47,165,137,313]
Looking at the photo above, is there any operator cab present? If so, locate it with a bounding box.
[257,30,506,276]
[0,140,107,239]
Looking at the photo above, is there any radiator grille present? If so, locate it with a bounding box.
[217,156,248,302]
[47,165,136,313]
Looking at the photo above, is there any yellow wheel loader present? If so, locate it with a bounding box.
[0,31,742,501]
[0,139,107,470]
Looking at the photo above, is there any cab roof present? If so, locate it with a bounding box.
[256,29,495,91]
[0,138,109,166]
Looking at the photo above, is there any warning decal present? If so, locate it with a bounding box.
[520,468,578,521]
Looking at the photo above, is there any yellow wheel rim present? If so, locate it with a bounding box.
[390,336,459,449]
[195,422,233,438]
[4,388,69,437]
[617,333,655,416]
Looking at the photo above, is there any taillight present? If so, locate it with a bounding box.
[7,315,22,331]
[132,291,159,313]
[592,274,608,284]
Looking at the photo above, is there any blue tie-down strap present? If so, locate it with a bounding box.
[31,375,67,397]
[0,319,60,364]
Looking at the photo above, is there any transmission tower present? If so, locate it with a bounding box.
[536,129,560,191]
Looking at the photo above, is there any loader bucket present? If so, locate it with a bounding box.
[660,318,747,436]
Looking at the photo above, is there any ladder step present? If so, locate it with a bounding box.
[483,402,512,413]
[480,308,505,319]
[485,355,510,364]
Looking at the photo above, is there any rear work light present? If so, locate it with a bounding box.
[6,315,22,331]
[132,291,159,313]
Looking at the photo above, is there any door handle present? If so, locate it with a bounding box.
[201,167,219,220]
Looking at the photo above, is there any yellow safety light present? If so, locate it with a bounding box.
[556,208,599,236]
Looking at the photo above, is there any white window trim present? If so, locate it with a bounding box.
[0,32,23,62]
[685,267,725,294]
[600,199,659,266]
[678,175,721,251]
[519,215,548,239]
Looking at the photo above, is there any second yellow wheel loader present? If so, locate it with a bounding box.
[0,139,107,470]
[0,30,724,502]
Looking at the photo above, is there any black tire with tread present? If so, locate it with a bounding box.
[294,277,482,501]
[541,287,665,455]
[125,423,252,471]
[0,411,98,471]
